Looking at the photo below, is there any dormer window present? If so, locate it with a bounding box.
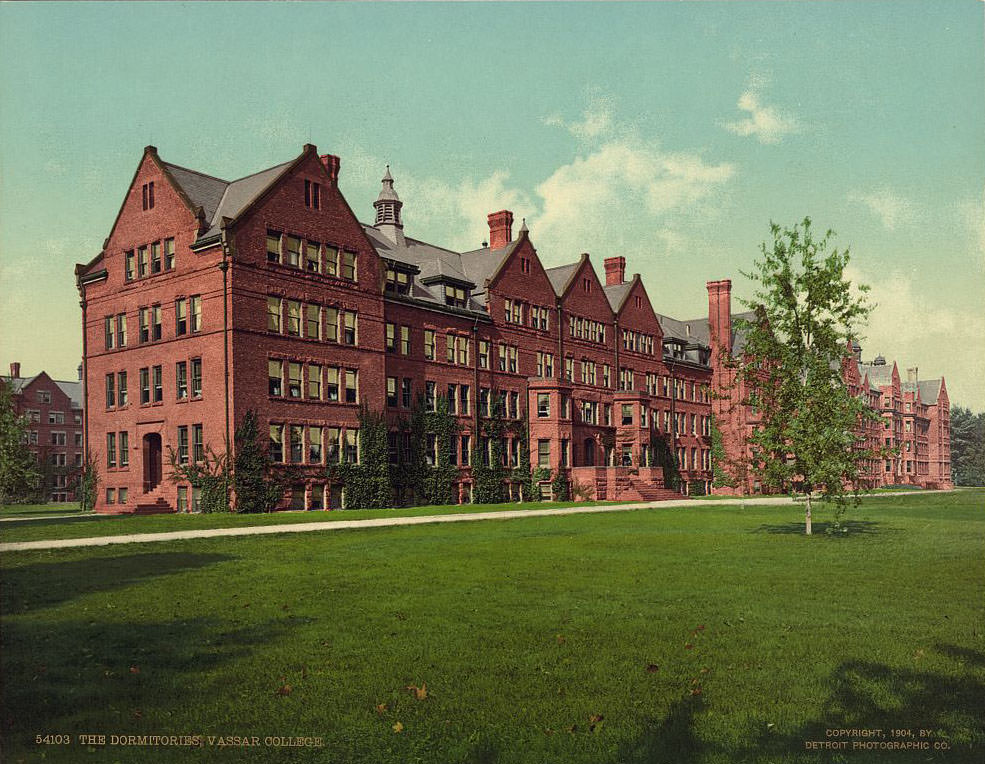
[444,284,468,308]
[385,268,411,295]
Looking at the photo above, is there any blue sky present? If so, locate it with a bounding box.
[2,1,983,409]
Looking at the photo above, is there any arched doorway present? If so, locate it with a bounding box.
[142,433,162,492]
[583,438,596,466]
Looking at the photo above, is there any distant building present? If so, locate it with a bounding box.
[706,280,952,493]
[1,362,84,502]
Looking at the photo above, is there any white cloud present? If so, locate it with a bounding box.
[722,88,799,144]
[846,264,985,410]
[543,95,615,142]
[849,188,916,231]
[530,139,735,260]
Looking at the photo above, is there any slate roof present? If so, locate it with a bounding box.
[917,379,943,404]
[2,375,83,408]
[602,282,632,312]
[200,161,295,239]
[655,313,707,345]
[858,362,895,388]
[161,162,228,223]
[545,262,579,295]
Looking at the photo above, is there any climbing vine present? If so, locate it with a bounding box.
[650,432,681,492]
[710,418,738,490]
[328,404,393,509]
[77,451,99,512]
[471,396,508,504]
[407,395,460,507]
[168,445,230,513]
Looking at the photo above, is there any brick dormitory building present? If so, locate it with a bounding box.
[74,144,951,513]
[1,363,84,502]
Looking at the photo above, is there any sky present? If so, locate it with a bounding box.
[1,1,983,410]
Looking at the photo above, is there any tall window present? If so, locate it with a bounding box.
[139,368,150,404]
[116,313,127,347]
[152,306,162,341]
[104,316,115,349]
[286,301,302,336]
[266,230,282,263]
[107,432,117,468]
[340,251,356,281]
[125,250,135,281]
[324,246,339,277]
[177,426,189,464]
[117,371,128,406]
[308,364,321,399]
[105,374,115,408]
[424,330,435,360]
[176,299,188,335]
[190,296,201,332]
[386,323,396,352]
[537,393,550,418]
[164,238,175,270]
[138,246,148,277]
[326,367,339,401]
[269,425,283,462]
[191,358,202,397]
[386,377,398,407]
[192,424,204,463]
[342,311,357,345]
[152,365,163,402]
[289,425,303,463]
[345,370,358,403]
[343,429,359,463]
[402,378,412,408]
[306,241,320,272]
[119,431,129,467]
[176,361,188,399]
[304,179,321,209]
[538,439,550,468]
[286,236,301,268]
[150,241,161,274]
[142,181,155,210]
[288,363,303,398]
[268,360,283,396]
[309,426,323,463]
[267,297,281,332]
[401,326,411,356]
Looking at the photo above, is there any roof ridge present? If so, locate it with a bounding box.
[162,161,230,185]
[229,159,294,184]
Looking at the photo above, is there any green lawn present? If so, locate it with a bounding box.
[0,500,626,545]
[0,502,87,519]
[1,491,982,763]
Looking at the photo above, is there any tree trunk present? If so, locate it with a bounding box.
[805,493,813,535]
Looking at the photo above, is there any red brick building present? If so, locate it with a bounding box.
[706,279,952,493]
[76,145,712,513]
[1,363,84,502]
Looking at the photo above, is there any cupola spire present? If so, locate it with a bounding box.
[373,165,405,246]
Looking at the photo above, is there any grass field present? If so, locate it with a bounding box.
[0,502,87,519]
[1,491,982,763]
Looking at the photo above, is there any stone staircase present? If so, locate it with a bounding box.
[610,474,683,503]
[132,486,175,515]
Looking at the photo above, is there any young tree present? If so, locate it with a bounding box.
[233,410,292,513]
[950,405,985,486]
[734,218,879,534]
[0,381,40,505]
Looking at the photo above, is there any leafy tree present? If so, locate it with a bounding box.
[709,418,738,490]
[168,445,230,513]
[233,410,292,513]
[950,405,985,486]
[77,451,99,512]
[0,381,40,505]
[733,218,881,534]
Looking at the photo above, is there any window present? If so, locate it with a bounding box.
[268,360,283,396]
[304,304,320,339]
[176,361,188,399]
[447,335,456,363]
[582,400,598,425]
[324,246,339,277]
[424,330,435,360]
[461,435,471,466]
[190,296,201,332]
[343,428,359,463]
[289,425,303,463]
[340,251,356,281]
[444,284,467,308]
[119,431,129,467]
[304,179,321,209]
[326,367,339,401]
[536,352,554,378]
[152,366,163,403]
[447,384,458,414]
[603,365,611,388]
[50,431,66,446]
[119,487,128,504]
[622,404,633,426]
[286,236,302,268]
[425,381,437,412]
[565,358,574,382]
[105,374,115,408]
[478,341,489,369]
[537,393,550,418]
[176,299,188,335]
[107,488,116,504]
[308,364,321,399]
[191,358,202,397]
[402,378,412,408]
[622,445,633,467]
[266,297,281,332]
[140,368,150,404]
[459,385,470,415]
[309,426,323,464]
[177,486,188,512]
[288,363,302,398]
[269,425,283,462]
[50,452,67,467]
[107,432,117,468]
[345,370,358,403]
[304,241,321,273]
[105,316,115,349]
[321,427,339,465]
[164,238,175,270]
[386,323,396,352]
[125,250,135,281]
[138,246,148,277]
[561,439,569,467]
[342,311,357,345]
[151,241,161,274]
[641,406,648,427]
[192,424,204,463]
[142,181,155,210]
[48,411,64,424]
[561,395,570,419]
[266,230,282,263]
[75,432,83,448]
[387,377,398,407]
[287,301,302,336]
[538,440,551,468]
[152,306,162,341]
[401,326,411,356]
[116,313,127,346]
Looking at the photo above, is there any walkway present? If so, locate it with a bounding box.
[0,492,946,553]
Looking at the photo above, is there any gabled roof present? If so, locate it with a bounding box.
[858,362,895,389]
[161,162,229,223]
[545,261,580,296]
[656,313,709,347]
[458,241,518,298]
[1,374,83,408]
[917,379,943,404]
[602,281,633,312]
[198,160,295,239]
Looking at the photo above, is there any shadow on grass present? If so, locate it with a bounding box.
[1,551,231,614]
[0,513,122,531]
[752,520,882,536]
[605,647,984,764]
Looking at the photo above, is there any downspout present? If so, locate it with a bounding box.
[471,315,480,496]
[668,356,678,490]
[79,287,89,458]
[556,299,564,381]
[219,226,232,461]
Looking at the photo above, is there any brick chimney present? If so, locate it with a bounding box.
[604,256,626,286]
[907,367,918,383]
[487,210,514,250]
[9,362,20,378]
[706,280,733,358]
[319,154,341,185]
